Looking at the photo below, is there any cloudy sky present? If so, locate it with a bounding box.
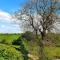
[0,0,27,33]
[0,0,60,33]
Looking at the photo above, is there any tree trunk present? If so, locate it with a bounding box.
[36,30,38,36]
[35,30,38,38]
[39,31,46,60]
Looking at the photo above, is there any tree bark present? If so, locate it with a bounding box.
[36,30,38,36]
[39,31,46,60]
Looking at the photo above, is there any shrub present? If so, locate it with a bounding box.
[12,36,22,45]
[21,31,36,41]
[0,44,23,60]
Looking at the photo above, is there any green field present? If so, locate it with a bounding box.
[0,34,20,44]
[0,33,60,60]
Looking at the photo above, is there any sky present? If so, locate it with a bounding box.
[0,0,27,33]
[0,0,60,33]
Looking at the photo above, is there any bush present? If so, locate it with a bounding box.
[21,31,36,41]
[0,44,23,60]
[12,36,22,45]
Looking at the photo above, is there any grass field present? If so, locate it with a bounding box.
[0,34,20,44]
[0,33,60,60]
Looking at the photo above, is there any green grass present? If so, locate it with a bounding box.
[44,47,60,60]
[0,34,20,44]
[0,33,60,60]
[0,44,23,60]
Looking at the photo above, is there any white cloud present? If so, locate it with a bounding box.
[0,10,21,24]
[0,10,12,21]
[0,10,21,33]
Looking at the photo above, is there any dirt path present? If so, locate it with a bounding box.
[28,54,39,60]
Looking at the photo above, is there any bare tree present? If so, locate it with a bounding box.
[14,0,60,60]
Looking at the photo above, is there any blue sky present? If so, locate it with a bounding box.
[0,0,27,33]
[0,0,27,12]
[0,0,60,33]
